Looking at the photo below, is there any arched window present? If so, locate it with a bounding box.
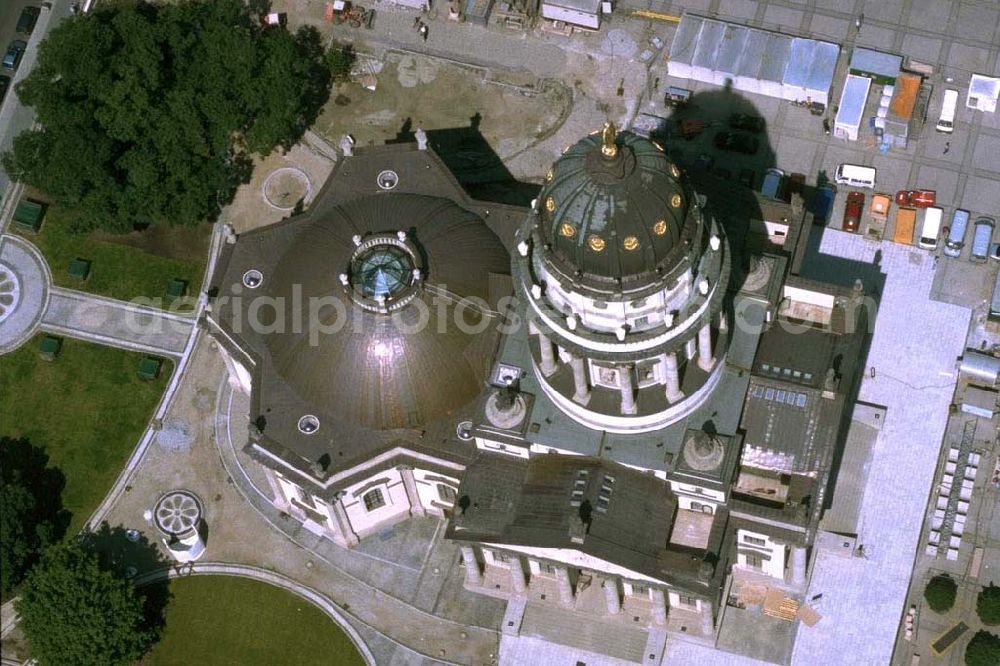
[363,488,386,511]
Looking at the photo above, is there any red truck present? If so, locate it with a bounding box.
[895,189,936,208]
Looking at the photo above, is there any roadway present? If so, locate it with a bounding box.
[0,0,77,204]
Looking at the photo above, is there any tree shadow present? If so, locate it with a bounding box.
[289,25,333,149]
[80,522,172,639]
[0,436,71,594]
[388,112,540,207]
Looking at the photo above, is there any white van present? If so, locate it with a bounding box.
[834,164,876,189]
[936,89,958,133]
[919,206,943,250]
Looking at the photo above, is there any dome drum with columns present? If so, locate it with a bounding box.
[514,123,732,434]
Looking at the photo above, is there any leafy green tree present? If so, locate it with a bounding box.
[0,437,69,597]
[965,631,1000,666]
[978,583,1000,625]
[16,540,155,665]
[3,0,330,232]
[924,574,958,613]
[326,41,356,83]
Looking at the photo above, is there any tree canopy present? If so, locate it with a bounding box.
[16,539,156,665]
[0,436,69,597]
[978,583,1000,625]
[965,630,1000,666]
[3,0,331,232]
[924,574,958,613]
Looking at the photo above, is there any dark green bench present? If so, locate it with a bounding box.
[67,258,91,281]
[38,335,63,361]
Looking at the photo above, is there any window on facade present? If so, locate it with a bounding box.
[631,584,649,596]
[492,550,509,564]
[437,484,457,503]
[678,595,697,608]
[744,535,766,547]
[745,553,764,569]
[764,387,775,401]
[539,561,557,575]
[363,488,386,511]
[775,389,786,402]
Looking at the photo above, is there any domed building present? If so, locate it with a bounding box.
[514,123,731,432]
[209,124,874,661]
[207,142,524,545]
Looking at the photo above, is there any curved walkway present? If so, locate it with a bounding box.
[214,380,500,665]
[133,562,376,666]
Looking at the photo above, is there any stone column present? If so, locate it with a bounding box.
[538,331,558,376]
[331,492,360,547]
[509,556,527,594]
[791,546,807,586]
[570,355,591,404]
[556,566,574,606]
[397,465,426,517]
[461,546,482,586]
[603,577,621,615]
[685,337,697,361]
[665,352,685,403]
[618,365,637,415]
[697,322,716,371]
[262,467,289,510]
[651,588,667,625]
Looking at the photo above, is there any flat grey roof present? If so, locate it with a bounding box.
[849,47,903,78]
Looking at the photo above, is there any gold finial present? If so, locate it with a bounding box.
[601,122,618,158]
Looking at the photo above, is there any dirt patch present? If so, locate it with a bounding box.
[313,53,572,169]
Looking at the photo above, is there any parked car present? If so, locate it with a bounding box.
[0,75,10,103]
[895,189,936,208]
[811,184,836,225]
[728,113,765,133]
[17,7,41,35]
[843,192,865,232]
[761,168,786,200]
[970,217,995,263]
[990,242,1000,261]
[2,41,26,71]
[714,131,759,155]
[870,193,891,219]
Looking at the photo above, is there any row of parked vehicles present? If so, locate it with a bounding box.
[760,163,996,261]
[2,6,41,102]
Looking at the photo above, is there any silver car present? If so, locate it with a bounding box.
[970,217,995,264]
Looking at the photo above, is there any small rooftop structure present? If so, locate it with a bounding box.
[961,385,997,420]
[849,48,902,86]
[958,349,1000,387]
[834,75,872,141]
[540,0,601,30]
[967,74,1000,113]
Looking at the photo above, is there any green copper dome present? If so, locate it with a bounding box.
[536,127,696,284]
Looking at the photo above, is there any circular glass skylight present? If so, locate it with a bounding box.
[377,170,399,190]
[242,269,263,289]
[298,415,320,434]
[351,245,414,300]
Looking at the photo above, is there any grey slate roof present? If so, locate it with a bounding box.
[449,454,728,593]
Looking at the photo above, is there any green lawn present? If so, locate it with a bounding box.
[143,576,365,666]
[13,205,209,307]
[0,338,171,533]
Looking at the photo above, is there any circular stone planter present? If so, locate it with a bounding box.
[262,167,312,211]
[154,489,203,537]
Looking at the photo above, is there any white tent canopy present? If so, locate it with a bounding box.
[967,74,1000,113]
[668,15,839,106]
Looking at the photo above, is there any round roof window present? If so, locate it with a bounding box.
[242,269,263,289]
[297,415,320,434]
[377,170,399,190]
[351,245,414,300]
